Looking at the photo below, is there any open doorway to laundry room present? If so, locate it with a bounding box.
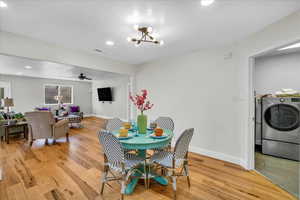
[252,41,300,198]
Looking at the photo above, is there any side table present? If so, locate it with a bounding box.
[3,122,28,144]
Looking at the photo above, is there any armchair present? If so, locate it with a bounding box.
[25,111,69,146]
[68,105,83,119]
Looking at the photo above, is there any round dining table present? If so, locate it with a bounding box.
[112,129,173,195]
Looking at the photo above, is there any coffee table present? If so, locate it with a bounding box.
[56,115,82,128]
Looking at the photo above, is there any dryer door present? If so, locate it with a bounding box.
[263,104,300,144]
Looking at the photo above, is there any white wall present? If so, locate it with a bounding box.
[254,52,300,95]
[0,74,92,114]
[136,47,240,164]
[136,10,300,168]
[92,77,129,120]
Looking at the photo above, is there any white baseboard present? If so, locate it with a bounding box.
[83,113,95,117]
[189,146,247,169]
[91,114,127,121]
[92,114,113,119]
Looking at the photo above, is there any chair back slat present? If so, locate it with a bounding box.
[98,130,124,165]
[106,118,123,132]
[154,117,174,131]
[174,128,194,160]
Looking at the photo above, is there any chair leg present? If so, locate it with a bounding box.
[172,176,177,200]
[100,166,108,195]
[45,138,48,145]
[66,133,69,142]
[184,164,191,188]
[29,140,33,147]
[53,139,56,144]
[121,175,126,200]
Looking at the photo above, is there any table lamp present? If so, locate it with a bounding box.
[1,97,14,113]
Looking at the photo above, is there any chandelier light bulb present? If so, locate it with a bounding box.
[127,37,132,42]
[159,40,164,46]
[0,1,7,8]
[201,0,215,7]
[147,26,153,33]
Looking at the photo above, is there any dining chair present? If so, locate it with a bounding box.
[105,118,135,154]
[152,116,175,152]
[105,118,124,132]
[154,117,175,131]
[149,128,194,200]
[98,130,148,200]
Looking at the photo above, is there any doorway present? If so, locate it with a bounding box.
[252,43,300,198]
[0,81,11,110]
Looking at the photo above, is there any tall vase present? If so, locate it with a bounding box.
[137,113,147,134]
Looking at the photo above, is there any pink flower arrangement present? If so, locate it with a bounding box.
[129,89,154,114]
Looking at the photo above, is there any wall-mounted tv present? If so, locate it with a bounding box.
[97,87,113,101]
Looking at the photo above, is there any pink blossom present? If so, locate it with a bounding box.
[129,90,154,113]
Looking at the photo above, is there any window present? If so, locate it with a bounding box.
[44,85,73,105]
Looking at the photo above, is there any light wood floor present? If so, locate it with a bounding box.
[0,117,296,200]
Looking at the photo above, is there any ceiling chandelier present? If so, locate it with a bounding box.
[127,26,164,46]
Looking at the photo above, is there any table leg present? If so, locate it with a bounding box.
[124,149,146,195]
[5,127,9,144]
[150,168,168,185]
[24,125,28,140]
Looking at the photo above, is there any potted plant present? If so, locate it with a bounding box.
[13,113,25,122]
[129,89,154,134]
[0,114,4,122]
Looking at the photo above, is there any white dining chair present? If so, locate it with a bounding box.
[152,116,175,152]
[149,128,194,200]
[105,118,123,132]
[154,117,175,132]
[98,130,147,200]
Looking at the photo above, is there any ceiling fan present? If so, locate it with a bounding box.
[78,73,92,80]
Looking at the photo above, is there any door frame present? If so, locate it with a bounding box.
[0,81,11,97]
[247,39,300,170]
[0,81,11,111]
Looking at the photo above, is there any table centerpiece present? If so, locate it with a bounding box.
[129,89,153,134]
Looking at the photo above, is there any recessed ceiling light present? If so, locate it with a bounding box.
[147,26,153,33]
[0,1,7,8]
[24,65,32,69]
[159,40,164,46]
[105,41,114,46]
[16,72,23,76]
[201,0,215,7]
[278,42,300,51]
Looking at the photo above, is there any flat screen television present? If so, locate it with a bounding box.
[97,87,113,101]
